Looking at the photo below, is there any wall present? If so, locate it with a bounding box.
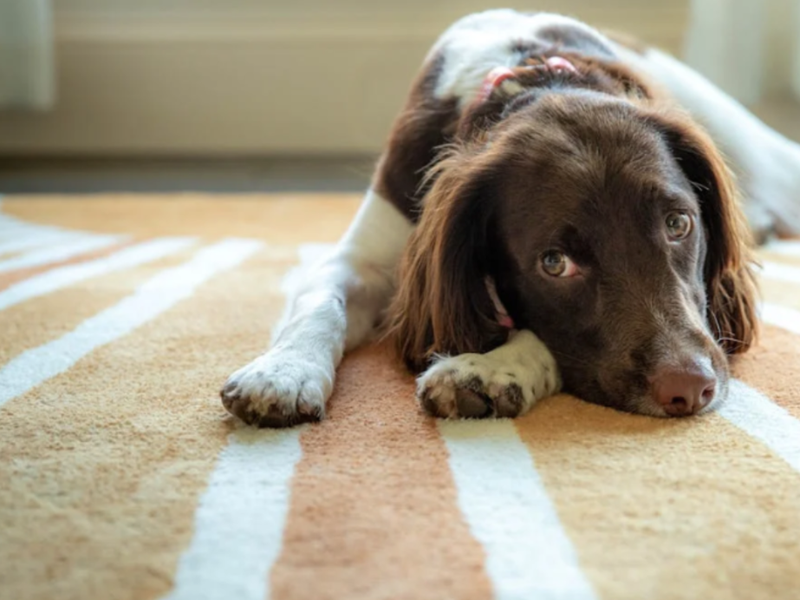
[0,0,689,155]
[684,0,800,106]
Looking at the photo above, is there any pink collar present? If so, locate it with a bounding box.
[476,56,579,102]
[485,277,515,329]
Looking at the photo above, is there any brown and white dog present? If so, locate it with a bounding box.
[221,10,800,426]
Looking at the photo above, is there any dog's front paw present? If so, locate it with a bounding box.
[417,361,526,419]
[221,350,333,428]
[416,333,560,419]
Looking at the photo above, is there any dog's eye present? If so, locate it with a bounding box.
[541,250,579,277]
[666,211,692,240]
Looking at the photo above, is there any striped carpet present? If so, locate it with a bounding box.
[1,194,800,600]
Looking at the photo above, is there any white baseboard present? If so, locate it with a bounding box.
[0,2,689,155]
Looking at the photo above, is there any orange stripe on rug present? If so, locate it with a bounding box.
[732,324,800,418]
[270,343,493,600]
[514,395,800,600]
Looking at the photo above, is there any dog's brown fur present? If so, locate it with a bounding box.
[382,51,757,413]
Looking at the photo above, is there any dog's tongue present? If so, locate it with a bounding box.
[477,56,578,101]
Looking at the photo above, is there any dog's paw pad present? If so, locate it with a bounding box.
[495,383,525,417]
[455,379,493,419]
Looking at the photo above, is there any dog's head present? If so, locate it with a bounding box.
[387,57,757,417]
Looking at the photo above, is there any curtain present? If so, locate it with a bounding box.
[0,0,54,110]
[684,0,800,104]
[795,0,800,98]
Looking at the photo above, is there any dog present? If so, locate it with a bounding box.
[221,10,800,426]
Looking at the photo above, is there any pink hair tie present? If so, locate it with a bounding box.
[498,314,515,329]
[477,66,517,101]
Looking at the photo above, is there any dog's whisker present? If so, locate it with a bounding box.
[716,335,746,345]
[550,350,595,369]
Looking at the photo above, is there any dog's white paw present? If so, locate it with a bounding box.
[416,330,561,419]
[220,349,333,427]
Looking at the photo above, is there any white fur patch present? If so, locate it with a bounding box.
[417,330,561,418]
[431,10,612,106]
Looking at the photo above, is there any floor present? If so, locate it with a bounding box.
[1,97,798,195]
[0,156,377,195]
[3,195,800,599]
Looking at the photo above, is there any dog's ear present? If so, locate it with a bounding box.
[385,155,508,372]
[658,117,758,354]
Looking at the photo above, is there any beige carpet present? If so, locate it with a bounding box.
[1,194,799,600]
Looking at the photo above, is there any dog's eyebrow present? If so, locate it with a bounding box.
[636,181,697,207]
[659,189,698,209]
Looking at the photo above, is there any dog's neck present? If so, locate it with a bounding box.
[454,52,655,141]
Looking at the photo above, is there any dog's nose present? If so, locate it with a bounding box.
[651,361,716,417]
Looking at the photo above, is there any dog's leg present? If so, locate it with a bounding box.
[221,189,413,427]
[416,330,561,419]
[221,53,459,427]
[618,45,800,237]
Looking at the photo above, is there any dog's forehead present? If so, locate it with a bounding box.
[502,93,668,158]
[499,111,696,216]
[497,149,701,263]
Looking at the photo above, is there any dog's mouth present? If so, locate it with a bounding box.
[475,56,581,103]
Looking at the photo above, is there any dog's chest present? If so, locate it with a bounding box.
[429,9,618,106]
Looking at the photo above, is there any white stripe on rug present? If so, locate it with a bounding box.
[763,239,800,257]
[0,223,57,241]
[0,229,85,255]
[0,238,262,407]
[760,302,800,335]
[161,427,304,600]
[0,219,64,236]
[0,237,194,312]
[718,379,800,473]
[0,234,124,274]
[439,419,597,600]
[759,260,800,284]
